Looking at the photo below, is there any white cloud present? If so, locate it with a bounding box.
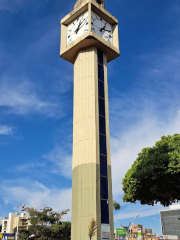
[14,144,72,179]
[3,198,8,205]
[43,146,72,179]
[0,78,61,117]
[1,179,72,221]
[111,42,180,220]
[114,203,167,220]
[0,125,13,135]
[15,161,46,172]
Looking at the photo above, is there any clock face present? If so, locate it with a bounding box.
[67,11,89,46]
[91,11,113,44]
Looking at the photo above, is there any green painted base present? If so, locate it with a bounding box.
[71,163,114,240]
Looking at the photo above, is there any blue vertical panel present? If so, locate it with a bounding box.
[98,65,104,82]
[100,155,108,177]
[98,98,105,117]
[99,116,106,135]
[98,48,109,225]
[98,81,105,99]
[100,176,109,199]
[100,135,107,156]
[101,200,110,224]
[98,49,103,65]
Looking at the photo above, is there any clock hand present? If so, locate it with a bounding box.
[78,21,88,31]
[74,20,82,34]
[100,26,106,32]
[74,22,81,34]
[75,19,85,34]
[100,22,107,32]
[76,19,88,34]
[68,20,88,41]
[100,24,111,33]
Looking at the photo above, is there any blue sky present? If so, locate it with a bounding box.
[0,0,180,235]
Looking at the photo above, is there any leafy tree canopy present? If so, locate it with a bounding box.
[14,206,70,240]
[113,201,121,211]
[122,134,180,207]
[13,227,30,240]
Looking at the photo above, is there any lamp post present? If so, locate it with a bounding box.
[16,204,25,240]
[128,215,139,227]
[114,220,124,227]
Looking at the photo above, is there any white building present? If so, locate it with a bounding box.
[13,213,29,230]
[160,205,180,239]
[2,213,18,234]
[169,205,180,210]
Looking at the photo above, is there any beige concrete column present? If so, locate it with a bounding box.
[71,46,114,240]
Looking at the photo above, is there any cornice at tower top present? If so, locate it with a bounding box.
[74,0,105,9]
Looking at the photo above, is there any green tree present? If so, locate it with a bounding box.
[52,221,71,240]
[13,227,30,240]
[14,206,70,240]
[113,201,121,210]
[122,134,180,207]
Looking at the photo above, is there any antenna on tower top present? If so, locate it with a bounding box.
[74,0,105,9]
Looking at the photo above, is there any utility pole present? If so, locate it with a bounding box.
[16,204,25,240]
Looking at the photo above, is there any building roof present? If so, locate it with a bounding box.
[160,205,180,212]
[170,205,180,210]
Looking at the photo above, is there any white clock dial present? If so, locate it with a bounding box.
[91,11,113,44]
[101,19,113,44]
[67,11,89,46]
[91,11,102,37]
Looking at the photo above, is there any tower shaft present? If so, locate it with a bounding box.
[72,46,114,240]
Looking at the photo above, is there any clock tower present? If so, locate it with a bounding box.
[60,0,120,240]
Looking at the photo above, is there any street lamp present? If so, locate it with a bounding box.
[114,220,124,227]
[129,215,139,226]
[16,204,25,240]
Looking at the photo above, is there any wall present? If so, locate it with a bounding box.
[160,209,180,239]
